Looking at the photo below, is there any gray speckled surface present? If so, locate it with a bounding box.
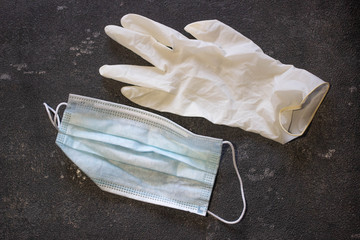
[1,1,359,239]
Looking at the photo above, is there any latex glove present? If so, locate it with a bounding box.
[99,14,329,144]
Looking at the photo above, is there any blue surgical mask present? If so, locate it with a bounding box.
[44,94,246,224]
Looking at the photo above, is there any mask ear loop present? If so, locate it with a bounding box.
[43,102,68,130]
[207,141,246,224]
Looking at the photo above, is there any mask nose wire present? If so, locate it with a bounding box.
[207,140,246,225]
[43,102,68,130]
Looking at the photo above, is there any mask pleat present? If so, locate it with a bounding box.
[67,106,221,172]
[58,130,216,185]
[57,140,212,214]
[66,107,221,164]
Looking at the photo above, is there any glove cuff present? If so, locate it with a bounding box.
[275,67,330,143]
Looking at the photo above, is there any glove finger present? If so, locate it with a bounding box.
[104,25,172,71]
[121,14,188,48]
[99,65,173,92]
[184,20,262,53]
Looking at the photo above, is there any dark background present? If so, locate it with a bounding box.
[1,1,359,239]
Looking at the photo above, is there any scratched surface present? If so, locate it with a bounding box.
[1,1,359,239]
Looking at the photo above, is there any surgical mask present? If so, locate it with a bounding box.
[44,94,246,224]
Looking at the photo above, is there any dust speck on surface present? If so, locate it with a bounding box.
[70,30,97,57]
[11,63,27,71]
[351,233,360,239]
[10,63,46,75]
[57,6,67,11]
[246,168,275,181]
[349,86,357,93]
[0,73,11,80]
[76,169,82,178]
[92,32,100,38]
[23,70,46,75]
[318,149,336,159]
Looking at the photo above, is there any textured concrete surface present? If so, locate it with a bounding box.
[1,1,359,239]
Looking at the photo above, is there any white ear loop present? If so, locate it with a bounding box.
[207,141,246,225]
[43,102,68,130]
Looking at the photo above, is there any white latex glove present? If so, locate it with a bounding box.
[99,14,329,144]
